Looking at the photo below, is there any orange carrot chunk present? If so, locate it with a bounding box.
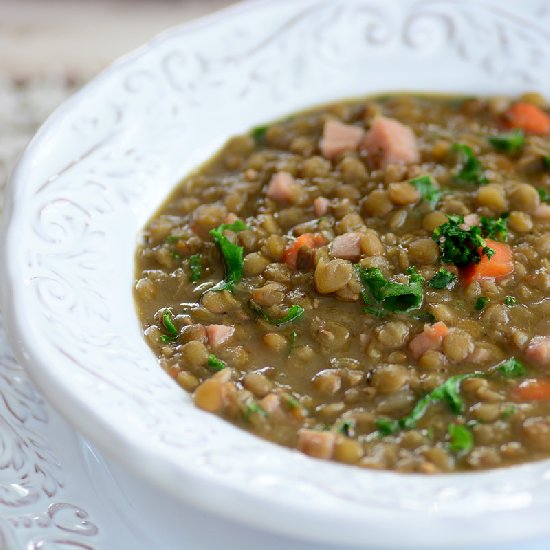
[514,379,550,401]
[503,102,550,135]
[283,233,327,270]
[461,239,513,285]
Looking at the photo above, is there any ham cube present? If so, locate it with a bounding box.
[409,322,448,359]
[297,429,336,460]
[526,336,550,368]
[330,232,362,261]
[266,171,299,202]
[314,196,330,217]
[205,325,235,348]
[320,119,365,160]
[362,116,419,168]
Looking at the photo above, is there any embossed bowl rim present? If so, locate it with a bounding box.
[2,0,550,547]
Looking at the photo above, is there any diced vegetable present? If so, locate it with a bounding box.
[538,188,550,204]
[409,175,442,208]
[480,214,508,242]
[251,125,268,145]
[355,266,424,314]
[488,129,525,154]
[504,296,517,306]
[207,354,226,372]
[461,239,513,285]
[452,143,488,186]
[283,233,327,271]
[514,379,550,401]
[448,424,474,454]
[188,254,202,282]
[160,310,178,343]
[475,297,489,311]
[496,357,525,378]
[377,372,483,435]
[210,219,247,292]
[433,215,494,267]
[428,268,457,289]
[249,301,305,326]
[502,102,550,135]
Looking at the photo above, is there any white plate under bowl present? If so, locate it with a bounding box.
[2,0,550,547]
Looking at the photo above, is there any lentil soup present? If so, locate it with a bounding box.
[134,93,550,473]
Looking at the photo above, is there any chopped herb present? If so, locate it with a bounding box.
[251,124,268,145]
[409,311,436,323]
[188,254,202,282]
[501,405,517,419]
[480,213,508,242]
[282,393,301,410]
[288,330,298,353]
[428,268,457,290]
[504,296,517,306]
[209,220,247,292]
[496,357,525,379]
[376,417,400,436]
[207,354,226,372]
[447,424,474,454]
[159,310,178,342]
[378,373,483,436]
[243,400,268,421]
[475,297,489,311]
[355,266,424,314]
[335,419,356,437]
[488,129,525,154]
[409,175,443,208]
[538,187,550,204]
[433,215,494,267]
[543,156,550,170]
[249,301,304,326]
[452,143,488,186]
[165,234,184,244]
[172,251,182,261]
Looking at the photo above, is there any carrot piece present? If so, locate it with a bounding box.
[431,321,449,338]
[503,102,550,135]
[283,233,327,270]
[514,379,550,401]
[461,239,513,285]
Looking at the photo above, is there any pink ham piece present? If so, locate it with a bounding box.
[314,196,330,217]
[330,232,362,261]
[526,336,550,368]
[362,116,419,168]
[320,119,365,160]
[205,325,235,348]
[534,204,550,220]
[297,429,336,459]
[461,213,480,230]
[266,171,299,202]
[409,322,449,359]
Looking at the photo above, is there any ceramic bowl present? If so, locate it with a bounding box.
[3,0,550,547]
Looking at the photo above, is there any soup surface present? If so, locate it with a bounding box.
[135,93,550,473]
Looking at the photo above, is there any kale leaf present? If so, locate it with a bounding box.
[427,268,457,290]
[210,220,247,292]
[409,175,443,209]
[488,129,525,154]
[452,143,488,186]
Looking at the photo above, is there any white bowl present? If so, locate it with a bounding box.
[3,0,550,547]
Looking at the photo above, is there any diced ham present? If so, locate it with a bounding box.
[409,322,449,359]
[205,325,235,348]
[526,336,550,368]
[461,213,480,230]
[320,119,365,160]
[330,232,362,261]
[534,204,550,220]
[362,116,419,168]
[266,171,299,202]
[314,196,330,217]
[297,429,336,460]
[259,393,282,415]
